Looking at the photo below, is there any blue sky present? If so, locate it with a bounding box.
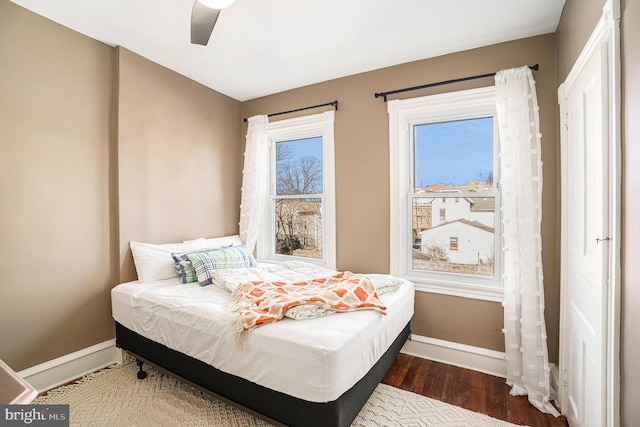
[276,122,493,190]
[414,117,493,188]
[277,136,322,163]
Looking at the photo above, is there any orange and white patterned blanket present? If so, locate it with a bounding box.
[231,272,387,332]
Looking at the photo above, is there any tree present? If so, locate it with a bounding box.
[476,170,493,184]
[276,155,322,195]
[485,170,493,184]
[275,200,304,255]
[423,243,449,262]
[274,143,323,256]
[274,198,322,256]
[276,143,294,170]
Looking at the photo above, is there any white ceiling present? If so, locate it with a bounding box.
[10,0,566,101]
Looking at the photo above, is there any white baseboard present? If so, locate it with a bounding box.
[401,334,562,405]
[18,339,123,393]
[401,334,507,378]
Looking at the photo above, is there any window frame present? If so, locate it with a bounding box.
[256,111,336,269]
[388,86,503,302]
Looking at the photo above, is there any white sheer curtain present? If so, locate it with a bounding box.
[495,66,559,416]
[239,115,269,253]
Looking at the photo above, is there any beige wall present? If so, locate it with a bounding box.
[556,0,605,79]
[0,1,114,370]
[0,2,243,370]
[557,0,640,424]
[116,48,242,282]
[241,34,560,358]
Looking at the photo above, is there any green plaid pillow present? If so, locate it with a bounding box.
[172,248,214,285]
[185,245,257,286]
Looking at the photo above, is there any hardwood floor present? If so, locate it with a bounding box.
[382,354,568,427]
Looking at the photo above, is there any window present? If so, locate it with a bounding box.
[257,111,336,269]
[388,86,502,301]
[450,237,459,251]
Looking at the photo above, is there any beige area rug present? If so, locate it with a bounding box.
[34,358,523,427]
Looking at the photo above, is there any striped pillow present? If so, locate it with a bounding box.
[186,245,257,286]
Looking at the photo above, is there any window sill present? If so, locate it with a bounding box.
[404,275,504,302]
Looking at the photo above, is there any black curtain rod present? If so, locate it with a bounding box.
[374,64,540,102]
[243,100,338,123]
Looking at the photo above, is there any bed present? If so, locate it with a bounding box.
[112,238,414,427]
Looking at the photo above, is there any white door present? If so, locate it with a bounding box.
[559,42,610,427]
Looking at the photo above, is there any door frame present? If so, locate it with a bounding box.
[557,0,621,425]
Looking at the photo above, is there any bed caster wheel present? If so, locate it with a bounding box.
[136,359,147,379]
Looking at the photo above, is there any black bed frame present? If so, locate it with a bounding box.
[115,321,410,427]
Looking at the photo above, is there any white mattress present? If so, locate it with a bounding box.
[111,275,414,403]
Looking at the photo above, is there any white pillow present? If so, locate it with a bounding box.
[130,238,207,282]
[206,234,243,248]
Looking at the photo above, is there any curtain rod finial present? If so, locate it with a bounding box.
[374,92,388,102]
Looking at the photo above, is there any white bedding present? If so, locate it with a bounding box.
[213,261,404,320]
[111,268,414,403]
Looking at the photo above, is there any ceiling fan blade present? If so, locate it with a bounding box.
[191,1,221,46]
